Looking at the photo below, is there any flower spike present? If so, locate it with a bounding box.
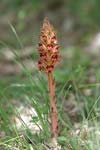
[38,17,59,73]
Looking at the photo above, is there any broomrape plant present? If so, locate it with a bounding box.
[37,17,60,140]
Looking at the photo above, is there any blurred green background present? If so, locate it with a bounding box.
[0,0,100,75]
[0,0,100,149]
[0,0,100,48]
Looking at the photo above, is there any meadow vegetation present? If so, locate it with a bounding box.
[0,0,100,149]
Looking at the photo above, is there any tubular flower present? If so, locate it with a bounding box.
[38,17,59,73]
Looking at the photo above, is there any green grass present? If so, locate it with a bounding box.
[0,0,100,149]
[0,44,100,149]
[0,20,100,149]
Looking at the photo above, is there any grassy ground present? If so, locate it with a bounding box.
[0,44,100,149]
[0,1,100,149]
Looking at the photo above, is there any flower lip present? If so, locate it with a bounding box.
[39,43,42,46]
[46,65,54,72]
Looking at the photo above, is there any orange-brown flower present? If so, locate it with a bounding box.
[38,17,59,73]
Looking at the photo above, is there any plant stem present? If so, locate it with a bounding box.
[47,71,58,138]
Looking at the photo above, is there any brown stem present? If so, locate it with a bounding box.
[47,71,58,138]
